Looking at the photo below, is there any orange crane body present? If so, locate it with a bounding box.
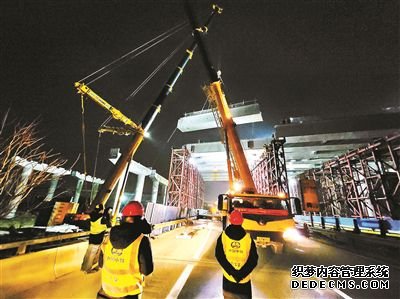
[185,1,297,252]
[208,82,256,192]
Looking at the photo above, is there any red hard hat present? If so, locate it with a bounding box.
[230,210,243,225]
[121,201,144,217]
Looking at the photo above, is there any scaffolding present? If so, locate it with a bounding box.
[307,134,400,219]
[167,148,205,209]
[251,137,289,196]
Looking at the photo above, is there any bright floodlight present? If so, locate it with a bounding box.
[144,131,150,138]
[233,181,243,192]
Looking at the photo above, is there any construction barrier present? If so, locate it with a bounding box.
[0,240,87,298]
[0,205,198,297]
[145,203,198,235]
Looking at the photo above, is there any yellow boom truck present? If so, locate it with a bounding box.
[185,2,297,253]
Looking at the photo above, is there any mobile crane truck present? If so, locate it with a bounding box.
[185,2,298,253]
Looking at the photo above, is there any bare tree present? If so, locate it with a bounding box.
[0,117,66,218]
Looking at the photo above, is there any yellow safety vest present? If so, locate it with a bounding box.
[221,232,252,283]
[90,217,107,234]
[101,234,144,297]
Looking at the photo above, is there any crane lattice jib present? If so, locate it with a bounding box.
[75,82,142,133]
[98,126,136,136]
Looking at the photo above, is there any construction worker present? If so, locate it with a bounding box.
[99,201,153,299]
[81,204,110,273]
[215,210,258,299]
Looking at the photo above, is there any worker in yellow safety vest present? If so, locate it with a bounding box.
[98,201,153,299]
[215,210,258,299]
[81,204,111,273]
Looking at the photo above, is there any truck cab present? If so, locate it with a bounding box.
[218,193,297,253]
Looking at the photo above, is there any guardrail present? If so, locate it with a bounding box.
[294,215,400,267]
[152,218,189,230]
[0,216,197,297]
[0,217,195,257]
[294,215,400,238]
[0,231,90,256]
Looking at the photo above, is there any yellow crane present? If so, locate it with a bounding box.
[75,4,222,211]
[185,1,297,253]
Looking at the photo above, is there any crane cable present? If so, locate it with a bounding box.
[125,36,190,102]
[92,132,102,184]
[89,131,102,203]
[91,28,191,178]
[79,21,189,85]
[93,37,187,174]
[99,35,190,129]
[80,94,87,177]
[82,12,210,185]
[78,21,187,184]
[80,94,88,201]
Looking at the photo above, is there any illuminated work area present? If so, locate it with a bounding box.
[1,1,399,299]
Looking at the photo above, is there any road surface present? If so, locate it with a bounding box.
[12,219,399,299]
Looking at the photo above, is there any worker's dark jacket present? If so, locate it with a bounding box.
[88,210,110,245]
[100,220,153,276]
[215,224,258,296]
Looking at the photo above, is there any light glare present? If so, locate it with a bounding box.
[233,181,243,192]
[283,228,301,241]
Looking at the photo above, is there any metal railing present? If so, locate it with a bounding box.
[0,217,195,257]
[0,231,90,256]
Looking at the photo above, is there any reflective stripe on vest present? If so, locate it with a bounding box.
[221,232,252,283]
[102,234,144,297]
[90,217,107,234]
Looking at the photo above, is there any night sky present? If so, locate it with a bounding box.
[1,0,399,185]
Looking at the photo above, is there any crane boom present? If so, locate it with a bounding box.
[185,2,296,252]
[205,82,256,192]
[86,4,222,210]
[185,1,255,192]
